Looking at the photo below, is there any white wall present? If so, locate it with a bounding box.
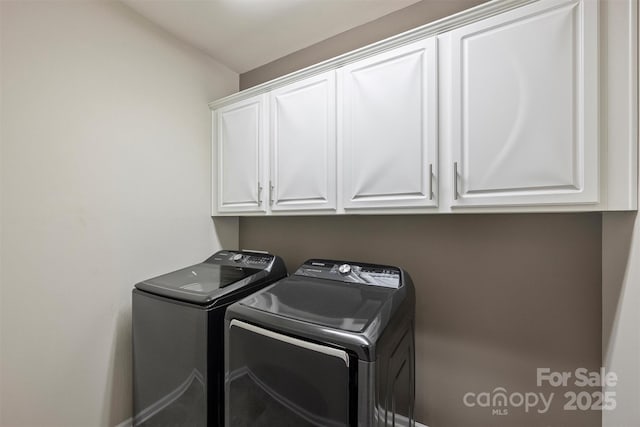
[0,2,239,426]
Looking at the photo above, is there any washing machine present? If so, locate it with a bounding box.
[132,249,286,427]
[225,258,415,427]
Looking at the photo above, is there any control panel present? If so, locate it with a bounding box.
[206,250,274,268]
[295,259,401,289]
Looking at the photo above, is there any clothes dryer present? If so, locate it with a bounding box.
[225,258,415,427]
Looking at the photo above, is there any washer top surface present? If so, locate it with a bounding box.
[238,259,402,333]
[143,263,259,292]
[135,250,284,305]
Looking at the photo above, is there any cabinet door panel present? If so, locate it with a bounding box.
[270,71,336,211]
[448,0,598,206]
[216,95,266,213]
[341,37,438,209]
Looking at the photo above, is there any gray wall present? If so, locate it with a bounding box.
[602,212,640,427]
[240,214,602,427]
[239,2,602,426]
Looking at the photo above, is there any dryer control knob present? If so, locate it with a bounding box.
[338,264,351,274]
[232,253,243,262]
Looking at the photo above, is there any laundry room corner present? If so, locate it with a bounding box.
[1,0,638,426]
[212,217,240,251]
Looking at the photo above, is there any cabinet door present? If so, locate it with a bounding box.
[446,0,598,207]
[341,37,438,210]
[215,95,267,213]
[270,71,336,211]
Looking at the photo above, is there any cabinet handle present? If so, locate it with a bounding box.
[428,163,434,200]
[453,162,459,200]
[269,181,274,205]
[257,182,263,204]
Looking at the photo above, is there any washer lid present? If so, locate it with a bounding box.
[134,250,282,305]
[238,274,395,333]
[137,263,262,304]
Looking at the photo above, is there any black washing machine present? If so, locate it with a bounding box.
[225,259,415,427]
[132,249,286,427]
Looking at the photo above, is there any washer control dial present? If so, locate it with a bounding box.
[338,264,351,274]
[232,253,243,262]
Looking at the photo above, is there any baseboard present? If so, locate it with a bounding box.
[113,415,428,427]
[114,418,132,427]
[393,413,428,427]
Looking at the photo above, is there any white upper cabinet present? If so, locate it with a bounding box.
[270,71,337,211]
[444,0,598,207]
[214,94,267,213]
[340,37,438,210]
[210,0,636,215]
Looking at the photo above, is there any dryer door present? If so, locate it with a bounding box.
[226,320,354,427]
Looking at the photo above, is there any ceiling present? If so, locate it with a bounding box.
[122,0,422,74]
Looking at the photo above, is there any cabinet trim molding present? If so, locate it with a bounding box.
[208,0,537,111]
